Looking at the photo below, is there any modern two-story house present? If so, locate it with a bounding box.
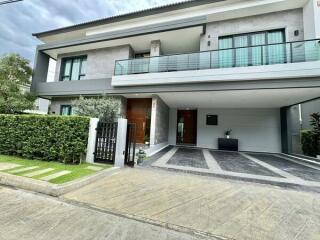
[31,0,320,156]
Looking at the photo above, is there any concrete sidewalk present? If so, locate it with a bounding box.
[63,168,320,240]
[0,186,212,240]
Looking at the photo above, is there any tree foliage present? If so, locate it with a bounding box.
[0,54,36,114]
[72,96,120,122]
[301,112,320,157]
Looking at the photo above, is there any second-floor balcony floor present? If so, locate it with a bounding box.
[114,39,320,76]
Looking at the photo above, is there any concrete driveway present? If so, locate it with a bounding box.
[63,167,320,240]
[0,186,208,240]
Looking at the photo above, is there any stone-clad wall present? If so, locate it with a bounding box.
[152,96,169,145]
[54,45,132,82]
[200,9,304,52]
[49,96,126,117]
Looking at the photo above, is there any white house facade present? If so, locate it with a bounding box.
[31,0,320,155]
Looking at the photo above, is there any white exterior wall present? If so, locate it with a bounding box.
[303,0,320,39]
[169,108,281,153]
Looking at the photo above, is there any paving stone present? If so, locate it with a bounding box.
[248,153,320,182]
[23,168,55,177]
[87,166,103,171]
[0,163,21,171]
[9,166,39,173]
[40,170,71,181]
[167,148,209,169]
[210,150,281,177]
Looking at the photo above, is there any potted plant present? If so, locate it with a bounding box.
[225,129,232,139]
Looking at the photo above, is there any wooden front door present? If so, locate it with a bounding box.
[176,110,197,145]
[127,99,152,144]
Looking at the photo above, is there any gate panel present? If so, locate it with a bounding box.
[125,123,136,167]
[94,122,117,164]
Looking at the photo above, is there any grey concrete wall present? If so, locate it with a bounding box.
[49,97,76,114]
[286,98,320,154]
[49,96,126,117]
[153,96,169,144]
[169,108,281,153]
[286,105,303,154]
[201,9,304,51]
[54,45,131,82]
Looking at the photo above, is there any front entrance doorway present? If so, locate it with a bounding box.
[176,110,197,145]
[127,98,152,144]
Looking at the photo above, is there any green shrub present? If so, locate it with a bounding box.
[0,114,90,163]
[301,130,319,157]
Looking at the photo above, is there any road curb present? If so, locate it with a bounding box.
[0,167,120,197]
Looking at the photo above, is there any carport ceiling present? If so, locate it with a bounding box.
[157,88,320,108]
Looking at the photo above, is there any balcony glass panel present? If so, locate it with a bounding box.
[114,39,320,76]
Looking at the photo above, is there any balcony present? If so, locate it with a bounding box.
[115,39,320,74]
[112,39,320,86]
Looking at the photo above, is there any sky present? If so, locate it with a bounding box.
[0,0,181,64]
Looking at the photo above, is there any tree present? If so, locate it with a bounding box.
[72,96,120,122]
[0,54,36,114]
[310,112,320,154]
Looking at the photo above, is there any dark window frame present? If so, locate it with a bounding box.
[218,29,286,66]
[60,55,87,81]
[60,105,72,116]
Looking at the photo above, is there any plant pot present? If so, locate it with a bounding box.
[226,135,230,139]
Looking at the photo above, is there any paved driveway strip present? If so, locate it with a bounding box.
[152,147,320,189]
[63,168,320,240]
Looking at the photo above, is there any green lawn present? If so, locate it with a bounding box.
[0,155,112,184]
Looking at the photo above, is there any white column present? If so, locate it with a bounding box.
[86,118,99,163]
[150,97,157,146]
[114,118,128,168]
[303,0,320,39]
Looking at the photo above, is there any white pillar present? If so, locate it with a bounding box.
[114,118,128,167]
[86,118,99,163]
[303,0,320,39]
[150,97,157,146]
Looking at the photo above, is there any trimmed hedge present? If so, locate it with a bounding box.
[0,114,90,163]
[301,130,319,157]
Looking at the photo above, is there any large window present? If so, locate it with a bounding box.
[60,105,73,116]
[218,29,285,68]
[61,56,87,81]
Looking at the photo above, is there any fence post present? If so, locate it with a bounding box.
[86,118,99,163]
[114,118,128,167]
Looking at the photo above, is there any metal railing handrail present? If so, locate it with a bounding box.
[115,38,320,64]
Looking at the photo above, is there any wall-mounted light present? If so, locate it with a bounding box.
[317,0,320,7]
[207,41,211,47]
[294,30,299,36]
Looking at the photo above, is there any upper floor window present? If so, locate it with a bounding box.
[218,29,285,67]
[61,56,87,81]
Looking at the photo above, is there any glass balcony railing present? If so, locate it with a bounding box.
[114,39,320,76]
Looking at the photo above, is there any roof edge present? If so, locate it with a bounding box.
[33,0,224,38]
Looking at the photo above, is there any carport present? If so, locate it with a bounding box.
[154,87,320,153]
